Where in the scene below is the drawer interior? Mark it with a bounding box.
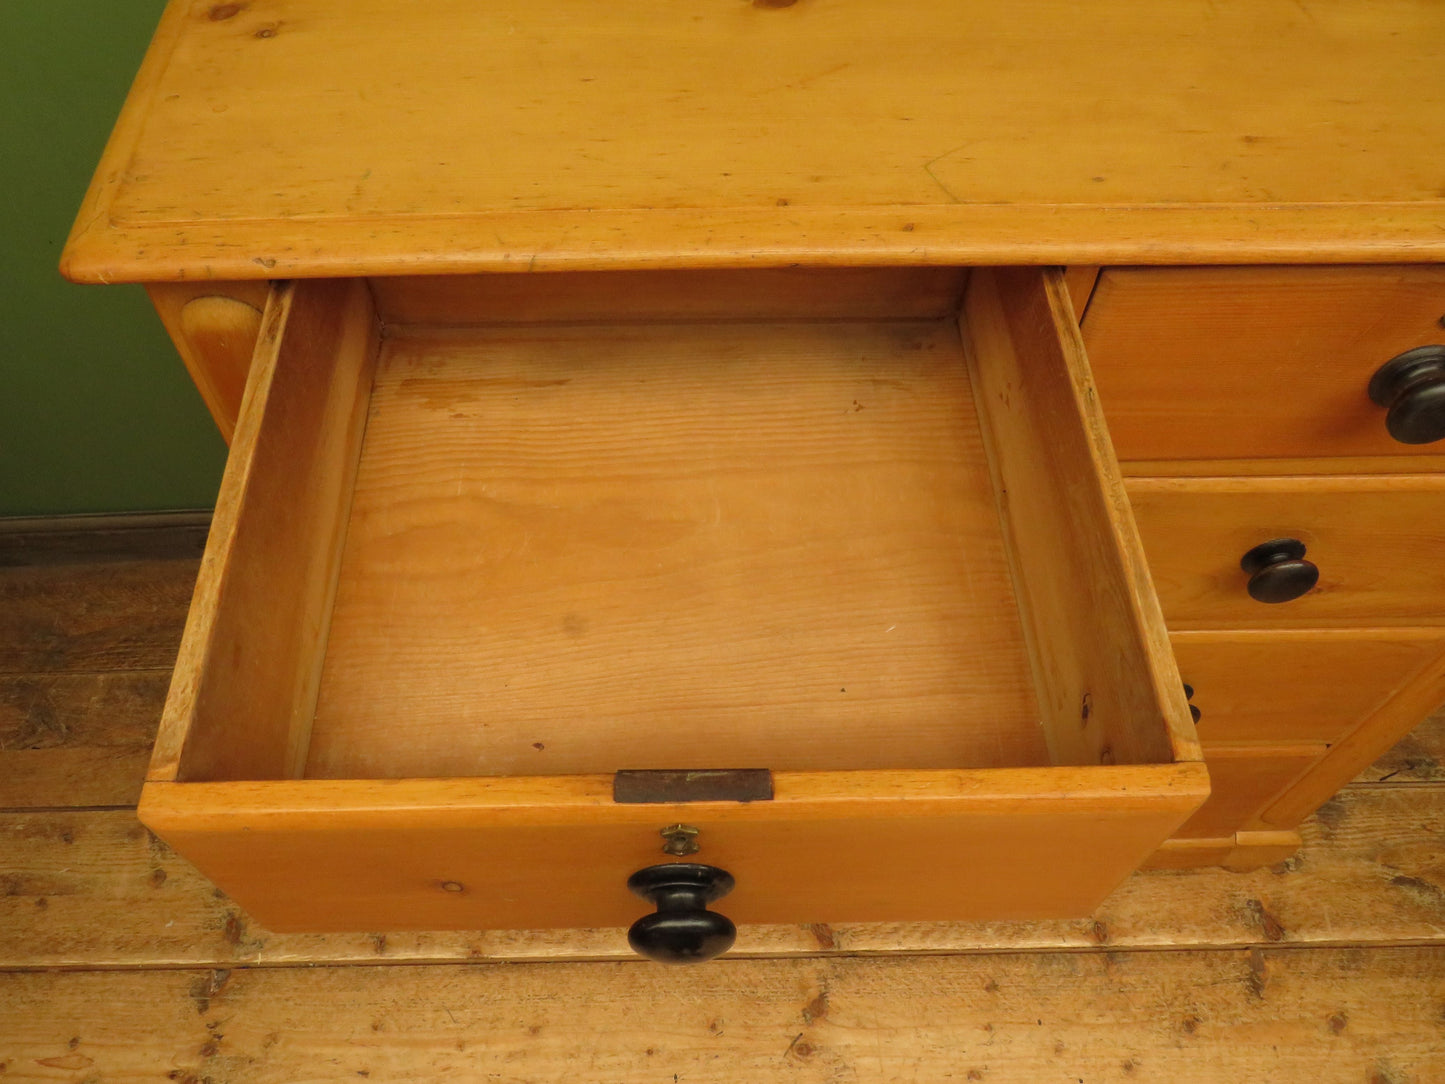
[307,318,1044,778]
[153,266,1195,787]
[140,266,1206,931]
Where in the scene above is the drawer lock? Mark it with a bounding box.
[660,823,702,857]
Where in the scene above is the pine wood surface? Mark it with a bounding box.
[1120,454,1445,479]
[1174,745,1325,839]
[1141,829,1305,873]
[157,279,379,785]
[1083,266,1445,466]
[140,269,1206,932]
[371,267,973,326]
[0,530,1442,964]
[3,523,1444,1078]
[1360,723,1445,783]
[147,282,271,441]
[1260,640,1445,830]
[5,948,1445,1084]
[60,0,1445,282]
[1172,628,1445,745]
[3,782,1444,969]
[309,317,1043,778]
[959,268,1198,770]
[1126,475,1445,629]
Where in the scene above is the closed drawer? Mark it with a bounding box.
[137,268,1205,939]
[1128,476,1445,628]
[1173,629,1445,744]
[1174,744,1324,839]
[1082,266,1445,467]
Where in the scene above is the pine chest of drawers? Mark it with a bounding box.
[63,0,1445,954]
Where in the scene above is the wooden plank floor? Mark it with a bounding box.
[2,517,1443,1081]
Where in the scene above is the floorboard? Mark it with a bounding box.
[0,559,196,674]
[3,948,1443,1083]
[0,671,168,808]
[2,515,1444,1082]
[1356,718,1445,784]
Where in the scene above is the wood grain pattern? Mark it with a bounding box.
[147,281,271,440]
[1143,829,1305,872]
[137,764,1206,931]
[961,268,1199,768]
[1083,266,1445,466]
[311,319,1043,777]
[1120,453,1445,478]
[1359,705,1445,783]
[61,0,1445,282]
[1062,265,1100,320]
[5,948,1445,1083]
[1211,830,1308,872]
[155,280,379,783]
[0,673,167,809]
[1262,647,1445,828]
[1172,628,1445,745]
[0,560,197,675]
[3,784,1440,968]
[1127,475,1445,628]
[373,268,971,325]
[1174,744,1324,838]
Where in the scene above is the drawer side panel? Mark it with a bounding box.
[154,280,380,783]
[962,268,1200,768]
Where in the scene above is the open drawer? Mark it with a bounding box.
[138,267,1206,938]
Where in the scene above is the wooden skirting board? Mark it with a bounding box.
[2,514,1444,1080]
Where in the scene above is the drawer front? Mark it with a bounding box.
[1174,745,1324,839]
[1083,266,1445,465]
[140,768,1207,932]
[1128,476,1445,628]
[1172,629,1445,745]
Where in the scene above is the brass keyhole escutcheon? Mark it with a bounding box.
[660,823,701,856]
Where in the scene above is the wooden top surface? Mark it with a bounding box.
[63,0,1445,282]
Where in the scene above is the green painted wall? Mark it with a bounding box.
[1,1,227,516]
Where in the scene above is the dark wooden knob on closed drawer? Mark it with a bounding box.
[1240,538,1319,604]
[1182,683,1201,724]
[627,863,736,964]
[1369,346,1445,445]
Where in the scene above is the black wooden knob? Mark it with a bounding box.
[626,863,736,964]
[1182,683,1201,724]
[1240,538,1319,604]
[1368,346,1445,445]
